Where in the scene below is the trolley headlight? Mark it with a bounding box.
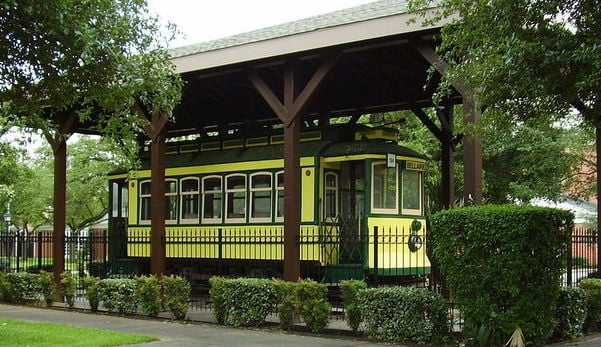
[408,234,423,252]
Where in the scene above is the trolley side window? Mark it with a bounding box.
[180,177,200,223]
[402,169,422,215]
[165,179,178,223]
[202,176,222,223]
[275,171,284,222]
[226,174,247,223]
[371,161,398,214]
[139,180,151,224]
[250,172,272,222]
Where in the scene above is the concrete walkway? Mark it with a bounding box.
[0,303,391,346]
[2,303,601,346]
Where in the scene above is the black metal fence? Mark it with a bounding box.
[1,226,597,313]
[0,230,109,278]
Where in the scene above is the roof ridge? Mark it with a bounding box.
[169,0,409,58]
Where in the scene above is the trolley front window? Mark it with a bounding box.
[402,169,422,215]
[371,161,398,214]
[324,172,338,220]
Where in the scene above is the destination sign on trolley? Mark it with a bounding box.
[405,161,426,171]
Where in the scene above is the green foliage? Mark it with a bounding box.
[340,279,367,333]
[97,278,137,314]
[82,276,101,312]
[295,280,330,334]
[272,279,297,330]
[430,205,573,344]
[0,0,182,151]
[209,277,276,327]
[134,275,161,317]
[208,276,227,324]
[0,272,5,301]
[161,275,191,320]
[357,286,449,344]
[60,271,77,309]
[553,286,587,340]
[579,278,601,331]
[38,271,56,307]
[3,272,41,304]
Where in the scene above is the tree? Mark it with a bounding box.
[1,0,181,135]
[408,1,600,215]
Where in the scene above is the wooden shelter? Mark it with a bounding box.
[60,0,482,281]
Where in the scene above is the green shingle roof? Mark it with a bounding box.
[169,0,410,59]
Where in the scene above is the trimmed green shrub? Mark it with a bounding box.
[134,275,161,316]
[340,279,367,333]
[357,286,448,344]
[580,278,601,331]
[161,275,191,320]
[553,286,587,339]
[430,205,572,345]
[273,279,297,330]
[0,272,6,302]
[38,271,56,307]
[82,276,101,312]
[213,277,276,327]
[209,276,227,324]
[60,271,76,309]
[3,272,40,304]
[97,278,137,314]
[295,280,330,333]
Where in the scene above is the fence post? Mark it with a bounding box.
[15,232,20,272]
[218,228,223,275]
[373,226,379,285]
[567,228,573,286]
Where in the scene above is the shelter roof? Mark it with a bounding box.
[156,0,451,139]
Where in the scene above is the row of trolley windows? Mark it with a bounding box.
[137,162,423,225]
[139,172,285,224]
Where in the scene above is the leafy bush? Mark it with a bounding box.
[357,286,449,344]
[3,272,41,304]
[60,271,77,309]
[97,278,137,314]
[210,277,276,327]
[580,278,601,331]
[0,272,5,302]
[340,279,367,333]
[82,276,101,312]
[272,279,298,330]
[134,275,161,316]
[38,271,56,307]
[161,275,191,320]
[430,205,572,345]
[553,286,587,339]
[209,276,227,324]
[295,280,330,333]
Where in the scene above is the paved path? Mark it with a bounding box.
[3,303,601,346]
[0,304,390,346]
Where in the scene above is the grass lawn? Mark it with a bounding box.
[0,317,158,346]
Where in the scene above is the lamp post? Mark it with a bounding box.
[3,211,11,270]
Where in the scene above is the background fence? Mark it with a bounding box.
[0,226,598,308]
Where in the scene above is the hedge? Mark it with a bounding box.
[430,204,573,345]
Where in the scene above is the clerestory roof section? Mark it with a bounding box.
[170,0,440,73]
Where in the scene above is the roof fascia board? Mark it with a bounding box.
[172,9,444,74]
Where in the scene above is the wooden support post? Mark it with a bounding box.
[51,136,66,300]
[247,53,340,281]
[438,101,455,208]
[462,97,482,205]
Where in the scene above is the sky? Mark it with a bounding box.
[146,0,376,48]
